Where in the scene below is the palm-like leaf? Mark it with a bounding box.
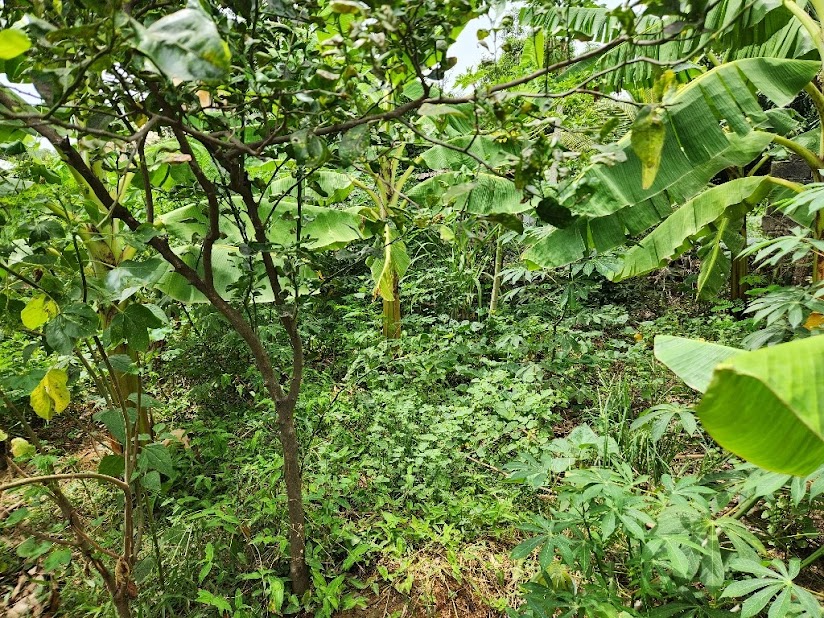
[523,57,819,269]
[615,177,771,281]
[523,1,814,92]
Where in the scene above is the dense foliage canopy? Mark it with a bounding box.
[0,0,823,616]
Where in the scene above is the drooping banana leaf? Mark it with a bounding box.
[265,170,355,207]
[697,335,824,475]
[654,334,744,392]
[418,136,521,171]
[523,1,814,92]
[156,243,267,304]
[585,58,817,218]
[614,176,772,280]
[655,335,824,476]
[407,171,534,215]
[157,193,367,303]
[524,57,819,269]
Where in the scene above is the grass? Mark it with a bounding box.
[7,272,815,618]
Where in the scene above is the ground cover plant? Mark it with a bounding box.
[0,0,823,616]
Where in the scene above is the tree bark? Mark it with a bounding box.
[275,397,309,592]
[112,593,132,618]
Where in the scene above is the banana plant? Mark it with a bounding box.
[350,147,416,339]
[407,133,536,315]
[655,334,824,476]
[521,0,824,297]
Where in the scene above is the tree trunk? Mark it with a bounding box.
[112,592,132,618]
[274,396,310,594]
[247,329,309,594]
[489,231,503,315]
[383,270,402,338]
[731,221,749,305]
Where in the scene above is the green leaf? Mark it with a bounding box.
[105,258,168,302]
[339,125,370,166]
[417,103,467,117]
[740,585,780,618]
[94,408,129,444]
[45,304,100,355]
[697,336,824,475]
[98,455,125,478]
[107,354,139,375]
[134,3,231,82]
[138,443,174,477]
[529,3,814,93]
[196,589,233,613]
[42,548,72,572]
[16,538,51,559]
[484,213,524,234]
[109,304,163,352]
[268,578,285,613]
[699,527,724,590]
[525,58,819,269]
[721,578,772,598]
[142,470,162,493]
[654,335,743,393]
[0,29,31,60]
[536,196,576,228]
[21,295,59,330]
[661,537,691,579]
[616,177,772,282]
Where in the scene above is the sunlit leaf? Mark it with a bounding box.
[21,295,59,330]
[630,106,666,189]
[0,29,31,60]
[134,2,231,82]
[29,368,70,421]
[10,437,35,458]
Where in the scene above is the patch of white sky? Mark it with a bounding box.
[443,0,626,92]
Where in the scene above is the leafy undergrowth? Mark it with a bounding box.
[4,274,823,617]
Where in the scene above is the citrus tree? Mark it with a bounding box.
[0,0,739,611]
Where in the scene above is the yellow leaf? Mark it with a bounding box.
[30,368,70,421]
[0,428,7,441]
[630,106,666,190]
[804,311,824,330]
[30,381,53,420]
[45,369,70,413]
[11,437,35,458]
[21,295,59,330]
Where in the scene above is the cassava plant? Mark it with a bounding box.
[0,0,746,603]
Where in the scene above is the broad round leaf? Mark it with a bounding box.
[30,368,71,421]
[698,336,824,475]
[10,437,35,458]
[21,295,59,330]
[134,4,231,82]
[0,29,31,60]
